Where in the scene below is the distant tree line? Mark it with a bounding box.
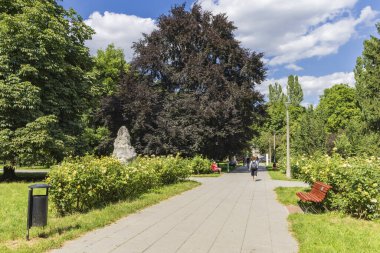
[254,23,380,159]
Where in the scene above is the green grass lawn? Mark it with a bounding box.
[275,186,309,205]
[0,180,200,253]
[290,213,380,253]
[267,166,299,181]
[275,187,380,253]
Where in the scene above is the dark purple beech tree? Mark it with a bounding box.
[99,4,266,159]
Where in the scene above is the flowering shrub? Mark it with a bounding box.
[190,155,212,174]
[277,152,312,178]
[286,155,380,220]
[48,155,194,215]
[47,156,130,215]
[131,155,193,185]
[157,155,192,184]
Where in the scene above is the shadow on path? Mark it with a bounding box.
[230,165,267,173]
[229,165,250,173]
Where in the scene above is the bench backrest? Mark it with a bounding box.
[310,181,332,200]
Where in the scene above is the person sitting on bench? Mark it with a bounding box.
[211,161,222,173]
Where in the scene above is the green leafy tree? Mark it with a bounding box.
[293,105,326,155]
[252,129,272,157]
[316,84,361,133]
[344,117,380,156]
[13,115,65,166]
[100,4,266,159]
[269,82,286,103]
[0,116,65,166]
[0,129,15,165]
[0,0,94,165]
[286,75,305,126]
[90,44,129,98]
[355,23,380,131]
[262,77,305,160]
[267,83,286,132]
[287,75,303,106]
[82,44,129,155]
[334,132,354,158]
[0,75,40,129]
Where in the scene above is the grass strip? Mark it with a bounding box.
[275,186,380,253]
[0,180,200,253]
[275,186,308,205]
[267,166,299,181]
[290,213,380,253]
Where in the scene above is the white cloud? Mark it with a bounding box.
[259,72,355,104]
[199,0,378,67]
[356,6,378,25]
[85,11,156,61]
[285,64,303,71]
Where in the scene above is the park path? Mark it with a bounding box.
[52,166,308,253]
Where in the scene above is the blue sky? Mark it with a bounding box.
[61,0,380,105]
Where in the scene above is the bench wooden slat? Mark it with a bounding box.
[297,192,322,202]
[296,181,332,204]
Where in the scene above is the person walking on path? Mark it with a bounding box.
[249,155,259,181]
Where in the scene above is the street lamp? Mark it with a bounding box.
[285,101,291,178]
[273,131,276,169]
[268,140,271,164]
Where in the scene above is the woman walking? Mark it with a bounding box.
[249,155,259,181]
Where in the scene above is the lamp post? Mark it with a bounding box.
[273,131,276,169]
[285,101,291,178]
[268,141,271,164]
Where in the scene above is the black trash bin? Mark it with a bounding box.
[27,184,50,240]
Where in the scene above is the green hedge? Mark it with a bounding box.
[283,155,380,220]
[47,155,194,215]
[131,155,193,184]
[191,155,212,174]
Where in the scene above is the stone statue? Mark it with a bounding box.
[112,126,137,163]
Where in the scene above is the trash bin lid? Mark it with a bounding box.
[28,184,50,189]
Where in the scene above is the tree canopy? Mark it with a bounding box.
[0,0,94,164]
[292,105,326,156]
[355,22,380,131]
[316,84,361,133]
[267,82,286,132]
[100,4,266,159]
[90,44,129,98]
[287,75,303,106]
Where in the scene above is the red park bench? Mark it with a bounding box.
[296,181,332,212]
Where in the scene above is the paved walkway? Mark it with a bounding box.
[52,166,308,253]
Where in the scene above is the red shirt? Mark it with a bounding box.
[211,163,218,171]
